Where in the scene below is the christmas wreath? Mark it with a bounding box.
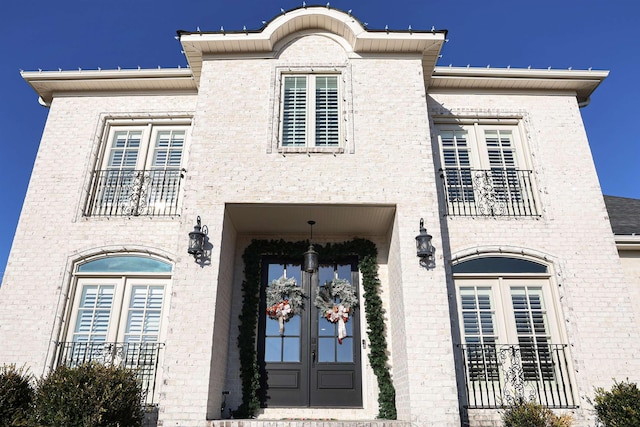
[315,278,358,344]
[266,276,306,334]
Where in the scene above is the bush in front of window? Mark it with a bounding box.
[32,362,144,427]
[0,364,34,427]
[501,400,573,427]
[593,380,640,427]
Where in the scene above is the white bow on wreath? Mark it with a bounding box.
[315,278,358,344]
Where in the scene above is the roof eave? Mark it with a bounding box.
[429,66,609,104]
[21,68,197,103]
[615,235,640,250]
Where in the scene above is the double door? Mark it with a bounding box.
[258,259,362,407]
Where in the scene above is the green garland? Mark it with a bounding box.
[233,238,397,419]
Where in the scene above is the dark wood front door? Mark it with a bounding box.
[258,258,362,408]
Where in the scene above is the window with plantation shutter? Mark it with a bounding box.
[436,122,539,216]
[125,285,164,343]
[72,284,115,343]
[280,74,340,148]
[86,122,189,217]
[453,257,574,408]
[60,256,170,405]
[68,278,168,345]
[66,257,171,345]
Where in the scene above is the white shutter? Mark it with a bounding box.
[72,284,114,342]
[460,286,497,345]
[510,286,553,380]
[124,285,164,342]
[108,130,142,169]
[152,129,184,169]
[440,130,474,202]
[315,76,339,146]
[281,76,307,146]
[485,129,521,201]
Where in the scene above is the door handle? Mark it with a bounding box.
[312,350,316,364]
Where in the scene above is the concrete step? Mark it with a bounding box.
[208,421,411,427]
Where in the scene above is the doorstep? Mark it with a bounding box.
[208,421,411,427]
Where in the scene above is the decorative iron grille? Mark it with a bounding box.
[55,341,164,406]
[459,343,576,409]
[440,168,539,217]
[85,169,183,216]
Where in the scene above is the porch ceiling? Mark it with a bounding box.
[225,203,396,237]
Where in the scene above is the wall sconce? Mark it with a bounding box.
[304,220,319,273]
[188,216,208,259]
[415,218,435,268]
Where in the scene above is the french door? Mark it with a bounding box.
[258,258,362,407]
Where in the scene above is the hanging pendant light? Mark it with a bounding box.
[304,220,319,273]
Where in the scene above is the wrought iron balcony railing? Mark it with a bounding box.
[55,341,164,406]
[85,169,184,217]
[440,168,539,217]
[458,343,576,409]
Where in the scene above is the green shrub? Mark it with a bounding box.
[0,364,34,427]
[593,379,640,427]
[33,362,144,427]
[502,400,573,427]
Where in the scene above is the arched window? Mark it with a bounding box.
[58,255,171,404]
[452,256,574,408]
[67,256,171,344]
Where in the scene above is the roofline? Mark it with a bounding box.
[21,68,197,104]
[430,66,609,104]
[178,6,446,86]
[615,235,640,250]
[21,68,193,80]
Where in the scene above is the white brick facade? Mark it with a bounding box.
[1,7,637,427]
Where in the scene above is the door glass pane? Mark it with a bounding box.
[265,338,282,362]
[337,338,353,362]
[287,263,302,283]
[265,316,281,335]
[318,315,334,336]
[268,263,285,282]
[264,263,302,363]
[318,265,334,285]
[283,338,300,362]
[336,263,351,280]
[284,315,301,335]
[318,337,335,362]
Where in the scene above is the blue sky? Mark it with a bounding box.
[1,0,639,278]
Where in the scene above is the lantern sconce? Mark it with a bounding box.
[304,220,319,273]
[415,218,435,268]
[188,216,208,260]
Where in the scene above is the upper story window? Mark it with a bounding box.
[280,74,340,149]
[85,120,190,217]
[436,122,539,217]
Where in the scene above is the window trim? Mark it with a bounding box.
[279,73,342,149]
[452,255,575,408]
[85,117,192,217]
[65,275,171,344]
[434,119,540,217]
[270,66,351,155]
